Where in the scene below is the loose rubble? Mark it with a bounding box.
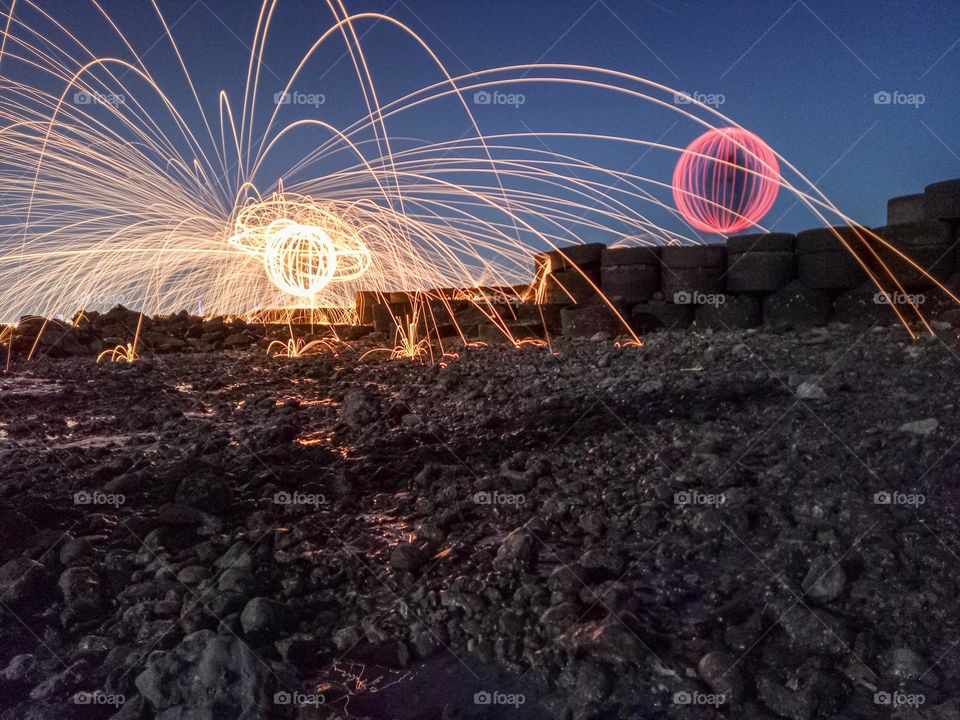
[0,321,958,719]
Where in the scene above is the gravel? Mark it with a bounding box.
[0,321,958,719]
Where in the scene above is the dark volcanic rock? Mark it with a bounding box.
[135,629,283,719]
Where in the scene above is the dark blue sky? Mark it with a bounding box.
[11,0,960,235]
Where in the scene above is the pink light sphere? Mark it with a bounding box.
[672,127,781,235]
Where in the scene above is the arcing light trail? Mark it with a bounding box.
[0,1,955,351]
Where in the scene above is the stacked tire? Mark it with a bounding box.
[599,246,660,303]
[534,243,604,305]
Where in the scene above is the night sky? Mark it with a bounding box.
[8,0,960,235]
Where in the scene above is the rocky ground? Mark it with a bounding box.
[0,320,959,720]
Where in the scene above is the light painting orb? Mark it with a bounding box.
[672,127,781,235]
[227,193,373,299]
[261,220,337,298]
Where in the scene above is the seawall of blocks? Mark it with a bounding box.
[358,179,960,339]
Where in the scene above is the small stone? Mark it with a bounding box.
[1,654,37,684]
[780,606,850,655]
[879,647,927,681]
[59,538,96,567]
[390,543,426,572]
[333,626,361,651]
[341,389,378,429]
[0,558,54,609]
[899,418,938,436]
[240,597,282,640]
[176,565,209,585]
[697,651,743,701]
[801,555,846,603]
[796,382,827,400]
[493,528,537,571]
[58,566,100,602]
[29,660,88,701]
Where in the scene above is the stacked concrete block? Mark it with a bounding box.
[725,233,796,292]
[599,246,660,303]
[660,245,726,302]
[796,227,871,290]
